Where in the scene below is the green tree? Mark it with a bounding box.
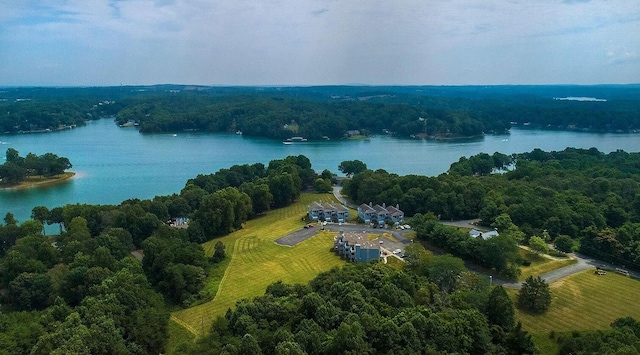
[239,333,263,355]
[31,206,50,235]
[528,236,548,255]
[554,235,573,253]
[212,241,226,263]
[486,285,515,330]
[518,276,551,313]
[338,160,368,177]
[427,254,466,293]
[7,272,52,310]
[313,178,332,193]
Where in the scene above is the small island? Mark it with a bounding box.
[0,148,73,189]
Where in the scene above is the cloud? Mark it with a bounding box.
[608,48,640,64]
[1,0,639,85]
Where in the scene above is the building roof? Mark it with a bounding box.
[469,229,499,239]
[334,204,349,213]
[359,203,376,213]
[339,232,380,250]
[373,204,388,214]
[308,201,323,211]
[322,203,337,212]
[386,205,403,216]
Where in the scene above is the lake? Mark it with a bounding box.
[1,118,639,224]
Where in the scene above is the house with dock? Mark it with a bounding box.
[334,231,381,263]
[308,201,350,223]
[357,202,404,226]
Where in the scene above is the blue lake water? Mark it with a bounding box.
[1,118,639,223]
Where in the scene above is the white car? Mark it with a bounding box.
[393,249,402,254]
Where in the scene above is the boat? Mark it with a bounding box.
[283,136,307,144]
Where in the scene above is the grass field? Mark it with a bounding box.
[518,248,576,281]
[510,270,640,335]
[171,193,346,336]
[165,318,196,353]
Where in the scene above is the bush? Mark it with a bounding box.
[554,235,574,253]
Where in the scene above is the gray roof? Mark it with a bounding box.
[340,232,380,250]
[359,203,376,213]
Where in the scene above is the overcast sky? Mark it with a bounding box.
[1,0,639,86]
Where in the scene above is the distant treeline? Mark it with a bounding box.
[2,85,640,138]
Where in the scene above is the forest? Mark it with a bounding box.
[0,155,315,353]
[1,148,639,353]
[2,85,640,139]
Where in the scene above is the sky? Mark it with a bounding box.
[0,0,639,86]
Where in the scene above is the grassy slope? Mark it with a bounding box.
[171,193,345,336]
[509,270,640,352]
[164,319,197,354]
[518,248,576,281]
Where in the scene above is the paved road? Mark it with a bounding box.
[437,219,640,288]
[441,218,484,230]
[275,222,413,250]
[332,186,358,209]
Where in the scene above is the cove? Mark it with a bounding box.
[1,118,639,224]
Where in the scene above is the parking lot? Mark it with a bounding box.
[275,222,413,257]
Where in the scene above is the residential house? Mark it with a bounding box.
[358,202,404,226]
[334,231,381,263]
[308,201,350,222]
[386,204,405,224]
[469,228,499,239]
[357,203,377,224]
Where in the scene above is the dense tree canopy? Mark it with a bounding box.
[0,149,72,185]
[179,261,535,354]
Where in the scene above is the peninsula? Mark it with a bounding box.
[0,148,73,188]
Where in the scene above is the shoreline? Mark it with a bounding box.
[0,172,76,190]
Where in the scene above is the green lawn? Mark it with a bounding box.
[385,256,405,270]
[164,318,197,354]
[510,270,640,335]
[518,248,576,281]
[171,193,345,336]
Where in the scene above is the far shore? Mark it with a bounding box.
[0,172,76,190]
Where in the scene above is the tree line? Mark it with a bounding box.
[0,148,72,185]
[6,85,640,142]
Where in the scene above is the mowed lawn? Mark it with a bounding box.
[511,270,640,334]
[171,193,345,335]
[518,248,576,281]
